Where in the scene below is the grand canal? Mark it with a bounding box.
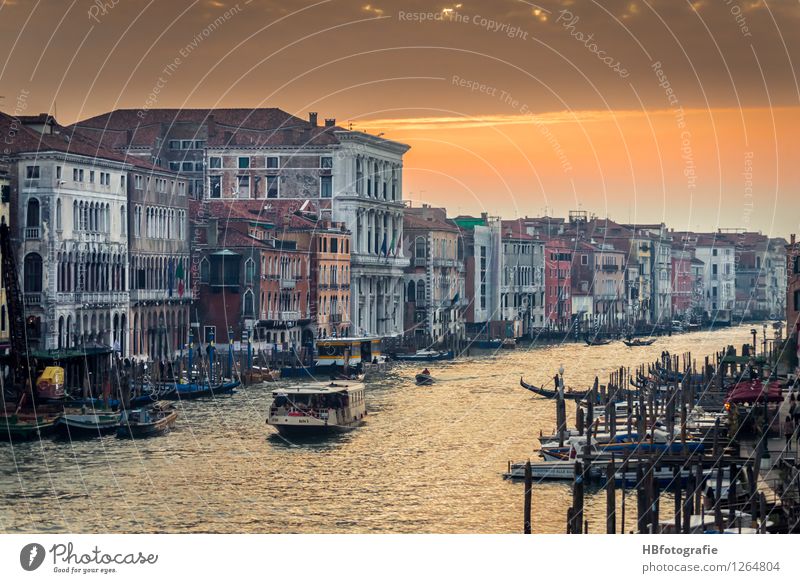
[0,325,760,533]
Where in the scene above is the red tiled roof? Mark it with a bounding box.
[72,108,343,149]
[0,110,178,174]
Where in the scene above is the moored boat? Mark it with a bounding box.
[117,402,178,438]
[0,413,59,440]
[585,337,612,346]
[267,381,366,436]
[165,379,240,400]
[56,409,120,438]
[394,349,454,362]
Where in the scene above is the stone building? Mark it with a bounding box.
[128,166,191,359]
[2,113,132,353]
[787,234,800,353]
[0,164,9,352]
[500,220,545,336]
[73,108,409,338]
[403,205,465,347]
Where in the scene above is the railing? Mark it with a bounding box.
[281,278,296,289]
[279,310,300,320]
[23,293,41,305]
[25,227,40,239]
[414,258,426,267]
[352,253,409,268]
[601,264,619,272]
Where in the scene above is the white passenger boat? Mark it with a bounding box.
[266,381,366,436]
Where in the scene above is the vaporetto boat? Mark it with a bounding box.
[267,380,367,436]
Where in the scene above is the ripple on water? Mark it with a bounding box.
[0,325,756,533]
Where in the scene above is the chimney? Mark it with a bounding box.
[324,118,336,127]
[792,233,796,245]
[309,112,318,127]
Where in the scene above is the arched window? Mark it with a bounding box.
[243,289,254,316]
[26,198,40,228]
[244,258,255,284]
[416,280,426,304]
[24,253,43,292]
[407,280,416,303]
[56,198,62,230]
[121,205,126,236]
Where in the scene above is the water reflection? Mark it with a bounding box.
[0,325,755,533]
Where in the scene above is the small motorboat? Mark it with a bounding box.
[0,413,59,440]
[117,402,178,438]
[248,366,281,383]
[622,338,656,347]
[56,409,120,438]
[415,373,435,386]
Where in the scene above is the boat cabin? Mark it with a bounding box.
[314,337,381,368]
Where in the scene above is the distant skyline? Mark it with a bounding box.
[1,0,797,236]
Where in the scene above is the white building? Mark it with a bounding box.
[5,113,131,352]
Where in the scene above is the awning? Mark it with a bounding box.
[726,380,783,404]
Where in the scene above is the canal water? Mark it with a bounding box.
[0,325,757,533]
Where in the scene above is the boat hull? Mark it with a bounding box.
[0,416,58,440]
[117,411,178,438]
[56,415,119,438]
[415,374,434,386]
[270,419,363,437]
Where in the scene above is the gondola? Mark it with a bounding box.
[622,338,656,347]
[519,377,590,400]
[584,337,612,346]
[164,379,240,400]
[415,373,435,386]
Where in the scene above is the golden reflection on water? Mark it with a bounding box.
[0,325,757,533]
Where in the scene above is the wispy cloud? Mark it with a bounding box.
[355,106,797,132]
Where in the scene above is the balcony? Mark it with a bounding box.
[130,289,192,302]
[329,314,343,323]
[25,227,40,239]
[281,278,296,289]
[600,264,619,272]
[24,293,41,305]
[278,311,300,321]
[56,291,129,306]
[414,257,426,267]
[352,253,409,269]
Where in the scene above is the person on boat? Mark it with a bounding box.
[421,368,430,376]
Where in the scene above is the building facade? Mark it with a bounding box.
[4,113,131,353]
[128,167,191,359]
[403,205,465,347]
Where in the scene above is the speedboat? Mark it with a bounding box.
[267,380,366,436]
[394,350,454,362]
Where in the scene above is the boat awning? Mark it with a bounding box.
[726,380,782,404]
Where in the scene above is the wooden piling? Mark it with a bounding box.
[606,458,616,534]
[524,460,532,534]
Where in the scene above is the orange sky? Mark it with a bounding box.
[0,0,797,235]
